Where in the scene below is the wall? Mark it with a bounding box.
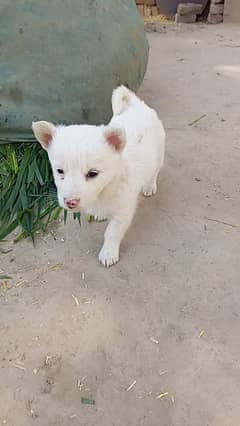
[224,0,240,22]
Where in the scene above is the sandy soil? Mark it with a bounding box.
[1,23,240,426]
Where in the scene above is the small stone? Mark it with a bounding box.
[177,3,203,15]
[175,13,197,23]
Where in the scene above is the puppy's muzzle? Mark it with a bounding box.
[64,198,80,210]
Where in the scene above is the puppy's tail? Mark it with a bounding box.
[112,85,137,116]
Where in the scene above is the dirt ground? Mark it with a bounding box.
[1,23,240,426]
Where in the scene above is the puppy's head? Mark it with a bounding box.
[32,121,126,211]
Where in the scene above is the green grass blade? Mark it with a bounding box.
[64,210,68,225]
[0,143,74,241]
[0,219,19,240]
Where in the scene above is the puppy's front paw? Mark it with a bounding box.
[99,244,119,267]
[94,215,107,222]
[142,182,157,197]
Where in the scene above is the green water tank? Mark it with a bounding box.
[0,0,148,143]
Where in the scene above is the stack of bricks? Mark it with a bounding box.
[136,0,159,17]
[208,0,225,23]
[175,3,204,23]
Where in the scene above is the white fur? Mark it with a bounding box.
[32,86,165,267]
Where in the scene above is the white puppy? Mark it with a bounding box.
[32,86,165,267]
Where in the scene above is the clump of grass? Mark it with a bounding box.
[0,143,80,242]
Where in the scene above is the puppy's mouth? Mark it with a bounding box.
[59,197,81,212]
[65,206,81,212]
[64,204,81,212]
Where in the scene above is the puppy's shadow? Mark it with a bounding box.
[123,175,170,251]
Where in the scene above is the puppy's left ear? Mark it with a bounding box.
[32,121,56,150]
[104,127,126,152]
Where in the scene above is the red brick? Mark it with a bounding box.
[151,6,159,16]
[208,13,223,23]
[144,5,152,16]
[137,5,144,16]
[144,0,156,6]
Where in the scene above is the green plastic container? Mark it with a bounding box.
[0,0,148,143]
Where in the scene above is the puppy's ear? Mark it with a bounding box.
[104,127,126,152]
[32,121,56,150]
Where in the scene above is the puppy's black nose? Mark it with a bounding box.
[64,198,80,209]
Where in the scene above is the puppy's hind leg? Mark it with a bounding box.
[142,152,164,197]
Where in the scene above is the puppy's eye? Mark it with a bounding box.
[56,168,64,175]
[86,169,99,179]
